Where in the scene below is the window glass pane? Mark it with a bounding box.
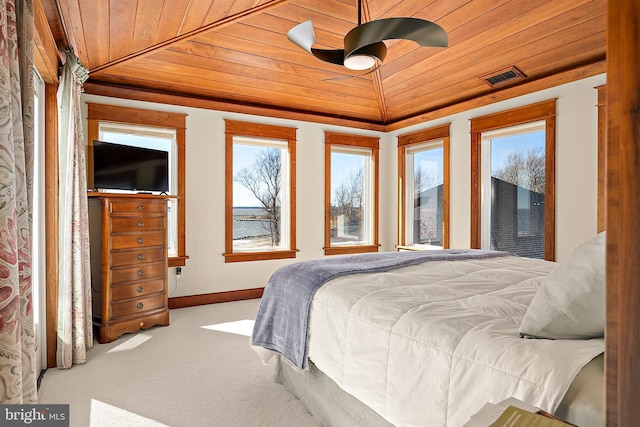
[232,140,288,251]
[167,199,177,256]
[330,149,371,246]
[101,129,172,151]
[407,144,444,247]
[487,126,545,258]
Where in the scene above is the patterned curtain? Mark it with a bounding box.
[56,49,91,368]
[0,0,37,403]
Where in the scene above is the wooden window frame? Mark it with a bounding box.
[397,124,451,249]
[223,120,298,262]
[470,99,557,261]
[324,132,380,256]
[86,103,188,267]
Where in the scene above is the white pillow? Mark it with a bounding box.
[519,232,606,339]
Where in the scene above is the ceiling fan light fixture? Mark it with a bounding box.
[344,54,378,70]
[343,41,387,70]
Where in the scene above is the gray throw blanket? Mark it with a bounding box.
[251,249,510,369]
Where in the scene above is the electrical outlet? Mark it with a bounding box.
[176,267,182,275]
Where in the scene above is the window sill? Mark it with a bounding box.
[223,249,299,263]
[168,256,189,267]
[396,245,443,251]
[324,245,380,256]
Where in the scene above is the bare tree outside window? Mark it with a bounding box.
[492,147,545,193]
[235,147,282,246]
[414,166,439,195]
[331,168,364,241]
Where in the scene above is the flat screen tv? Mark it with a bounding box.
[91,140,169,193]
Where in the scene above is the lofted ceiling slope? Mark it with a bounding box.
[41,0,606,130]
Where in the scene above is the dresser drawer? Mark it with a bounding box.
[110,200,167,215]
[111,216,165,233]
[111,248,166,267]
[111,278,166,301]
[110,293,166,319]
[111,262,166,284]
[111,232,165,250]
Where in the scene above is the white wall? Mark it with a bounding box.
[82,72,605,298]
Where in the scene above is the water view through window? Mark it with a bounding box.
[232,139,288,251]
[232,207,271,239]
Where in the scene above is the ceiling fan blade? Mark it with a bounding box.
[287,20,317,53]
[288,20,345,66]
[344,17,448,58]
[311,48,345,66]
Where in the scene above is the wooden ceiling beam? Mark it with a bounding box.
[361,0,387,123]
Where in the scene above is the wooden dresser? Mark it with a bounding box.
[89,193,170,343]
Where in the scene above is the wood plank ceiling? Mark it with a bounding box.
[41,0,606,130]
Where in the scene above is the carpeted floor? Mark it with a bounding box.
[38,299,321,427]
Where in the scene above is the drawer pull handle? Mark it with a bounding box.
[137,303,144,309]
[137,238,144,244]
[137,270,144,277]
[137,286,144,293]
[138,205,145,210]
[137,254,144,260]
[137,221,145,227]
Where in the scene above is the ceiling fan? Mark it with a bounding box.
[287,0,448,72]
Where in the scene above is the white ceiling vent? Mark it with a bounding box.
[480,66,526,87]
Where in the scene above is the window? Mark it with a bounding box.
[482,122,546,258]
[470,100,556,260]
[32,69,46,376]
[97,123,178,253]
[596,84,606,233]
[397,124,450,249]
[86,103,188,267]
[324,132,379,256]
[224,120,297,262]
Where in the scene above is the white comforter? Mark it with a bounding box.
[307,255,604,427]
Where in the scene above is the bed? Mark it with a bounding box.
[251,234,606,427]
